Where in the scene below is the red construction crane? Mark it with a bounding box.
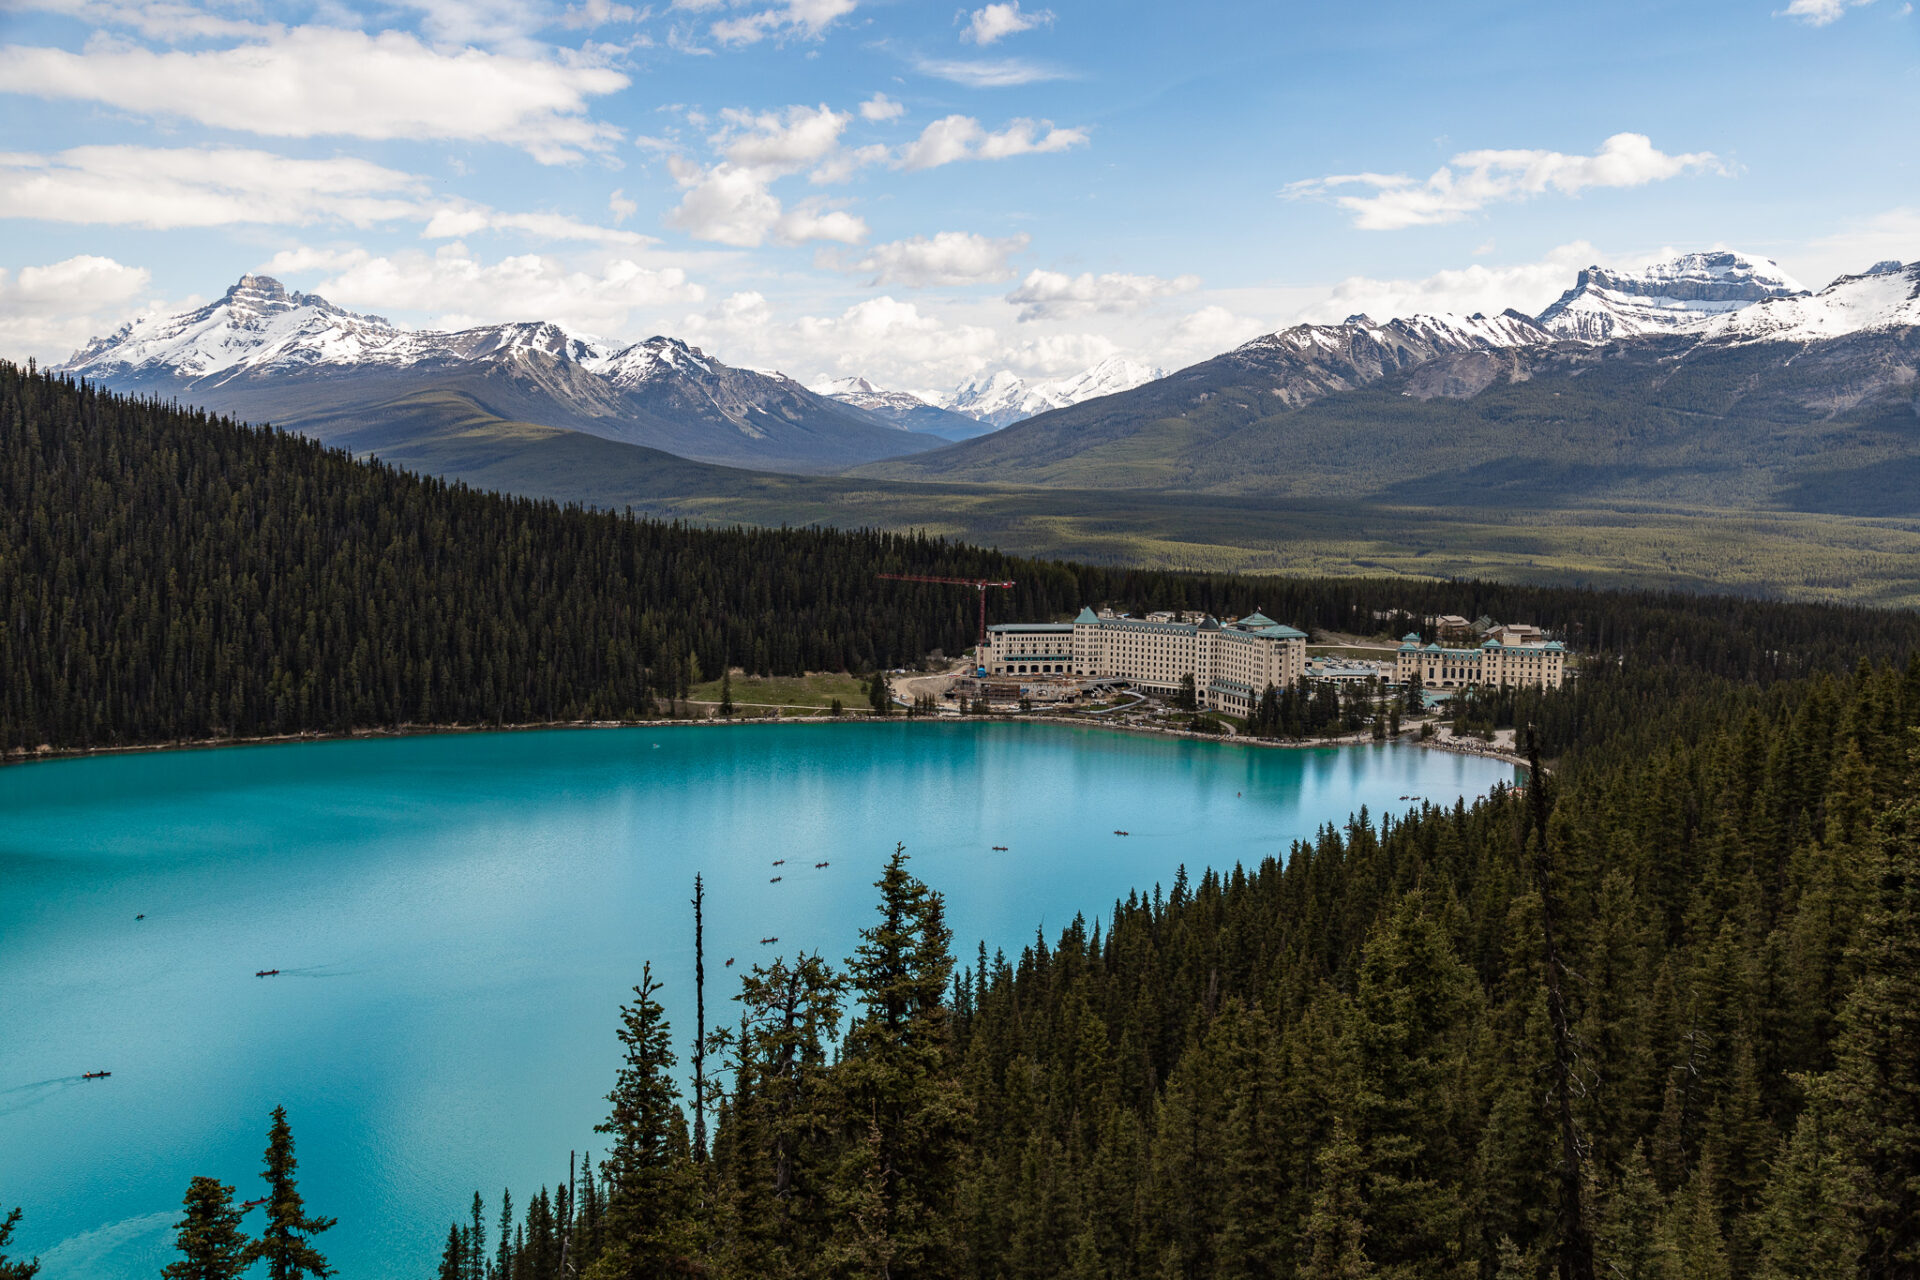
[877,573,1015,674]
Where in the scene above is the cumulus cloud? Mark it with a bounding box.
[859,93,905,122]
[1004,268,1200,320]
[0,254,156,363]
[962,2,1052,45]
[1161,305,1267,362]
[792,296,999,385]
[1284,133,1723,231]
[314,242,705,333]
[1289,241,1608,324]
[1778,0,1876,22]
[664,104,873,246]
[827,231,1030,286]
[912,56,1067,87]
[996,331,1118,376]
[0,146,428,228]
[896,116,1087,170]
[0,27,628,163]
[703,0,858,45]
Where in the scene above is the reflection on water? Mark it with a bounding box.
[1,722,1515,1279]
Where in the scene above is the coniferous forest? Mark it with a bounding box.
[5,362,1919,752]
[7,363,1920,1278]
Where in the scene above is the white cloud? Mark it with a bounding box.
[0,146,427,228]
[829,231,1030,286]
[1285,133,1722,231]
[1778,0,1875,23]
[421,207,653,245]
[609,189,640,222]
[1161,305,1267,363]
[708,0,858,45]
[996,331,1117,376]
[717,104,851,167]
[260,246,373,276]
[792,295,999,385]
[1800,206,1920,285]
[1290,241,1607,324]
[0,254,156,362]
[315,243,705,334]
[1004,268,1200,320]
[962,2,1052,45]
[859,93,905,122]
[0,27,628,163]
[896,115,1087,170]
[665,156,868,246]
[0,146,645,245]
[664,104,872,246]
[912,56,1067,87]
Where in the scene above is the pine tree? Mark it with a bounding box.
[0,1206,40,1280]
[832,845,966,1275]
[868,671,891,716]
[719,671,734,718]
[161,1177,251,1280]
[437,1225,464,1280]
[1820,764,1920,1277]
[1302,1121,1374,1280]
[242,1106,335,1280]
[591,964,697,1278]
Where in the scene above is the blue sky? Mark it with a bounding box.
[1,0,1915,389]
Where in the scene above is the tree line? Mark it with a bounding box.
[9,362,1920,753]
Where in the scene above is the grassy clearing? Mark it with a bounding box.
[688,670,871,710]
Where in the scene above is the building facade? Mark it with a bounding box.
[982,608,1308,714]
[1396,626,1567,691]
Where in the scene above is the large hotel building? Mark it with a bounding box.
[1395,625,1567,690]
[981,608,1309,715]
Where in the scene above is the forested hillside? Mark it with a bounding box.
[447,650,1920,1280]
[8,362,1919,752]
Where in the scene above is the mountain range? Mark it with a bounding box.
[49,250,1920,596]
[58,275,942,474]
[859,251,1920,515]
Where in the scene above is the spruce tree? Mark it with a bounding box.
[437,1225,464,1280]
[1821,768,1920,1277]
[832,845,966,1275]
[161,1177,251,1280]
[0,1206,40,1280]
[591,964,696,1278]
[242,1106,335,1280]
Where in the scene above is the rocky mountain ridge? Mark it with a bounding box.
[58,276,939,473]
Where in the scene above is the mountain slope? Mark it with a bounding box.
[858,310,1552,487]
[59,276,941,474]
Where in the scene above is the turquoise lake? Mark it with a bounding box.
[0,722,1516,1278]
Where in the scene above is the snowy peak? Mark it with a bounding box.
[1536,250,1805,341]
[940,357,1168,427]
[812,375,934,414]
[1237,307,1548,366]
[1702,259,1920,344]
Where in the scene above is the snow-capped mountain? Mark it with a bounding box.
[810,376,996,442]
[1536,250,1805,341]
[1702,259,1920,344]
[58,276,941,473]
[940,357,1168,428]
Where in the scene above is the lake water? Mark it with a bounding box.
[0,722,1515,1278]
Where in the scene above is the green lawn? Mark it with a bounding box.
[688,670,872,711]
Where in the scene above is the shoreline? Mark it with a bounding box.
[3,710,1532,772]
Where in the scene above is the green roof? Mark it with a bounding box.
[1074,606,1099,624]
